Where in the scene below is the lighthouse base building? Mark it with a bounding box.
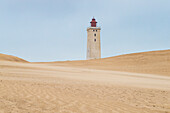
[87,18,101,60]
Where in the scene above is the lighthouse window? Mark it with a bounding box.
[93,30,95,32]
[96,30,97,32]
[94,34,96,36]
[94,39,96,42]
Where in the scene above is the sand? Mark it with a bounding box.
[0,50,170,113]
[0,54,28,63]
[42,50,170,76]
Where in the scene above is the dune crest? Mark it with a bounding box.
[44,49,170,76]
[0,53,28,63]
[1,50,170,76]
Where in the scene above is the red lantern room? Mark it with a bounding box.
[90,17,97,27]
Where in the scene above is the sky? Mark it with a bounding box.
[0,0,170,62]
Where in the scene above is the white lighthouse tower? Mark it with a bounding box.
[87,17,101,60]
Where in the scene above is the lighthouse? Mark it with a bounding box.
[87,17,101,60]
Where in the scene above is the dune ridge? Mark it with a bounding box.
[1,50,170,76]
[43,49,170,76]
[0,53,28,63]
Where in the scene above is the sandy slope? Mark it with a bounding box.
[0,61,170,113]
[0,50,170,113]
[0,53,28,63]
[1,50,170,76]
[43,50,170,76]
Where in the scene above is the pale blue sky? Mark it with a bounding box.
[0,0,170,62]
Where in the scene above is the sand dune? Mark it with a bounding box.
[1,50,170,76]
[0,61,170,113]
[0,53,28,63]
[0,50,170,113]
[44,50,170,76]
